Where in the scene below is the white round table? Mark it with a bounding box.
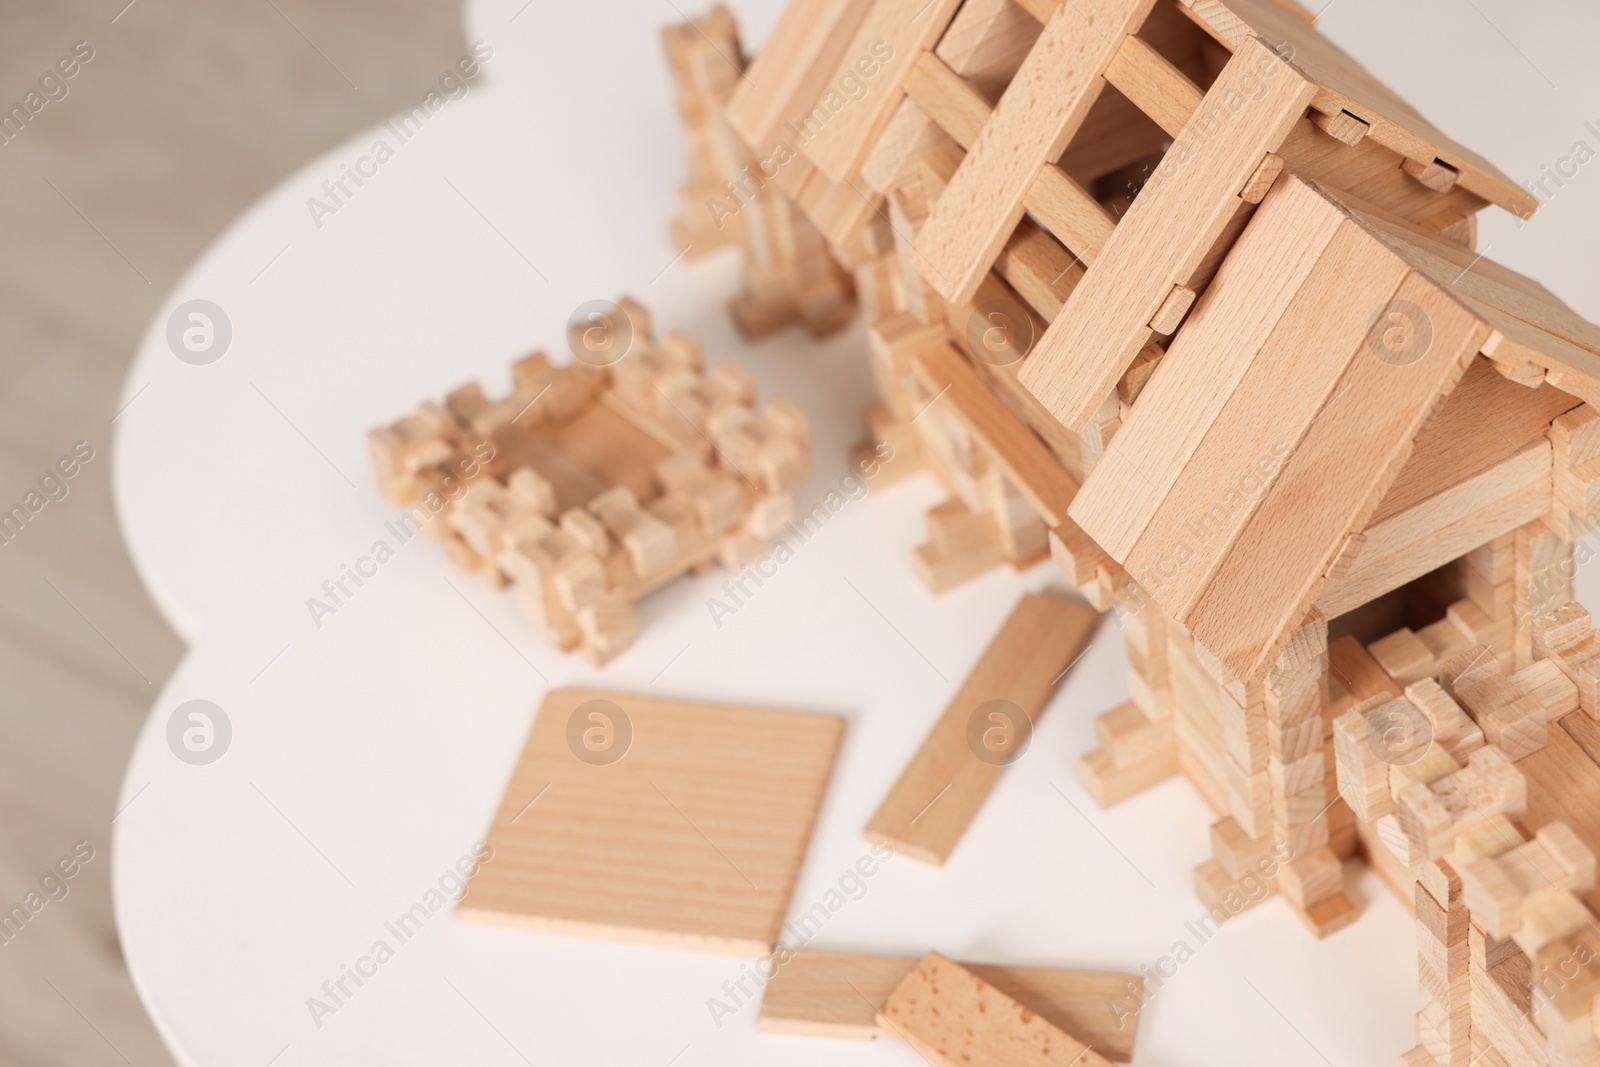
[110,1,1600,1064]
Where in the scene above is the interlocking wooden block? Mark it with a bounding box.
[759,949,1141,1060]
[1535,603,1600,717]
[370,300,809,664]
[1459,822,1595,940]
[1395,746,1526,863]
[879,952,1116,1067]
[461,689,843,954]
[1441,645,1550,759]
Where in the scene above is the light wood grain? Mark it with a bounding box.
[1177,0,1536,217]
[934,0,1046,102]
[1120,181,1412,617]
[724,0,871,157]
[879,952,1118,1067]
[1518,720,1600,915]
[904,51,1118,263]
[913,0,1155,305]
[760,948,1141,1060]
[1102,33,1204,138]
[1068,173,1344,562]
[1189,268,1488,681]
[797,0,966,183]
[462,689,843,954]
[1020,37,1316,431]
[865,592,1100,864]
[911,343,1081,526]
[1372,358,1579,524]
[1317,480,1552,619]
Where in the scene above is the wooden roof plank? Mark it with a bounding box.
[1068,173,1345,563]
[1120,190,1413,619]
[1019,36,1317,432]
[1187,269,1489,681]
[904,50,1117,262]
[1372,358,1580,524]
[1177,0,1536,217]
[798,0,968,184]
[911,342,1081,525]
[725,0,871,157]
[912,0,1157,307]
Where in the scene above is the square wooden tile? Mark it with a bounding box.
[460,689,845,955]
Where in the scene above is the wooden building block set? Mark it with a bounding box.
[367,1,1600,1062]
[656,0,1600,1062]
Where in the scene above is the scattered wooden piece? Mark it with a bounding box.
[461,689,843,954]
[879,952,1117,1067]
[866,592,1101,864]
[759,949,1141,1060]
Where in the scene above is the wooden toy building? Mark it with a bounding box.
[663,2,1600,1064]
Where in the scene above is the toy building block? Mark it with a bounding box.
[662,7,747,256]
[461,690,843,954]
[758,948,1141,1060]
[866,591,1100,864]
[369,298,810,664]
[1439,645,1553,759]
[1458,823,1595,944]
[878,952,1116,1067]
[1535,603,1600,717]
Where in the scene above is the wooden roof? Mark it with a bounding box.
[1068,173,1592,682]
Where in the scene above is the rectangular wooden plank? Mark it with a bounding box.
[912,342,1081,525]
[1066,174,1344,564]
[1179,0,1535,217]
[1353,441,1550,569]
[904,51,1118,263]
[1316,478,1550,619]
[461,689,843,954]
[879,952,1117,1067]
[913,0,1157,306]
[1372,359,1580,524]
[1188,269,1489,681]
[865,592,1100,864]
[758,949,1140,1059]
[1116,188,1413,617]
[934,0,1045,103]
[798,0,967,184]
[1275,120,1487,234]
[995,217,1086,320]
[1351,201,1600,360]
[1019,37,1317,431]
[1102,33,1203,138]
[725,0,870,156]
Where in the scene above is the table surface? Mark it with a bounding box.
[109,1,1600,1064]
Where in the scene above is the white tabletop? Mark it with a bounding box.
[110,1,1600,1064]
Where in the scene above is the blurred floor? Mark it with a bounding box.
[0,3,465,1064]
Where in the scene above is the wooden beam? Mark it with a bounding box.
[1019,37,1316,432]
[911,342,1080,525]
[904,51,1117,262]
[1103,33,1204,138]
[912,0,1157,306]
[864,592,1099,864]
[797,0,967,184]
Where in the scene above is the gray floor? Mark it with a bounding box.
[0,3,465,1064]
